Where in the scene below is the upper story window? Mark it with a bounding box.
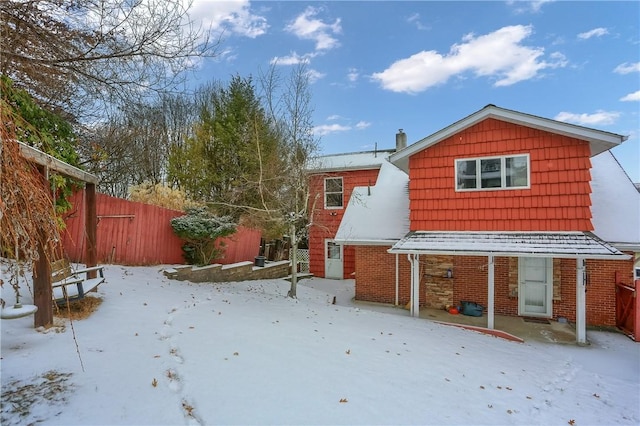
[456,154,529,191]
[324,177,343,208]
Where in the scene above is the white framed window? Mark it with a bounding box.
[455,154,530,191]
[324,177,343,208]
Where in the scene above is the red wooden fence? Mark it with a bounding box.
[615,274,639,342]
[62,191,262,266]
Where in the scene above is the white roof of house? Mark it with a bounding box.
[389,104,628,173]
[334,161,410,244]
[388,231,629,259]
[590,151,640,249]
[307,149,395,173]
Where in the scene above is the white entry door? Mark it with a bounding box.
[325,240,343,279]
[518,257,553,317]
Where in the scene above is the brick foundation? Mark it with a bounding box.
[353,247,636,327]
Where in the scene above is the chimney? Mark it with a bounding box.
[396,129,407,151]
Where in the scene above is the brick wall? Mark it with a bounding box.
[353,249,635,327]
[585,257,634,326]
[354,246,412,304]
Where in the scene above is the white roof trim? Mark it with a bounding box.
[307,149,395,173]
[390,105,628,173]
[333,238,401,246]
[388,231,631,260]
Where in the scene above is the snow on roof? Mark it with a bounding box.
[307,149,395,173]
[590,151,640,248]
[334,161,410,244]
[389,231,629,259]
[390,104,628,173]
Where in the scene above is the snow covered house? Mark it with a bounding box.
[308,105,640,344]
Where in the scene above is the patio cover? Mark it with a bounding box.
[388,231,630,260]
[388,231,630,345]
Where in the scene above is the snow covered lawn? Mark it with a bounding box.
[1,264,639,425]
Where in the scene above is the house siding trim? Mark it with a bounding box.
[390,104,627,173]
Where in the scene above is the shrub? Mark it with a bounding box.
[170,207,236,265]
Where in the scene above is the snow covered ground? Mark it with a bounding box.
[1,263,639,425]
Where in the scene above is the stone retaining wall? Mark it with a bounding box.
[163,260,291,283]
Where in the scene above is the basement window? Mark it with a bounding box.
[455,154,530,191]
[325,177,343,208]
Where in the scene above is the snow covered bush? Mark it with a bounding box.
[170,207,236,265]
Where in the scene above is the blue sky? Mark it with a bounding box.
[186,1,639,181]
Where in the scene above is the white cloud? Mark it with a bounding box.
[614,62,640,74]
[577,27,609,40]
[270,51,312,66]
[554,110,620,126]
[313,123,350,136]
[372,25,566,94]
[189,0,268,39]
[327,114,343,121]
[306,69,325,84]
[620,91,640,102]
[285,6,341,51]
[507,0,554,14]
[347,68,359,82]
[407,13,429,31]
[355,121,371,130]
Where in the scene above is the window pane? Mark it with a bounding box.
[480,158,501,188]
[506,156,528,187]
[325,178,342,193]
[456,160,477,189]
[326,193,343,207]
[327,242,341,259]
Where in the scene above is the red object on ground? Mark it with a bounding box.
[449,308,459,315]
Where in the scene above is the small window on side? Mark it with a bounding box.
[325,177,343,208]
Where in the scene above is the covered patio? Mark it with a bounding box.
[389,231,631,345]
[419,306,579,344]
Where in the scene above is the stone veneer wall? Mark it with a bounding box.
[163,260,291,283]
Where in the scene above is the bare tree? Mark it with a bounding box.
[84,93,197,197]
[258,62,320,298]
[0,0,218,121]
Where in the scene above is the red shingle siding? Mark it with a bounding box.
[409,118,593,231]
[308,169,381,278]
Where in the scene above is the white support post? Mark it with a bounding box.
[412,254,420,317]
[395,254,399,306]
[576,257,587,344]
[487,255,495,330]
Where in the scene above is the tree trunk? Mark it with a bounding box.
[33,232,53,328]
[288,222,298,298]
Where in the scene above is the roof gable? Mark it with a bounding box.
[390,105,627,173]
[334,161,410,244]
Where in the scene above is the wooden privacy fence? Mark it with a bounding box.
[615,272,639,342]
[62,191,262,266]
